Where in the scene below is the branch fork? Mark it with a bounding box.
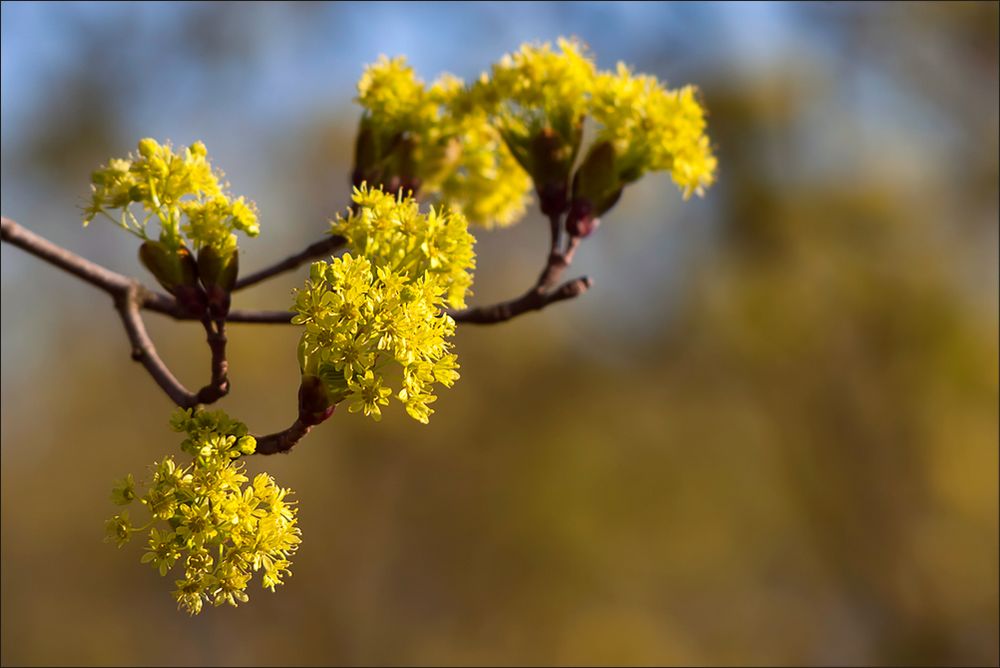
[3,203,594,454]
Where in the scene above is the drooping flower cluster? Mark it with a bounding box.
[85,138,259,254]
[353,56,532,228]
[106,409,301,615]
[292,186,470,424]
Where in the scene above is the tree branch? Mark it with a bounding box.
[2,216,236,406]
[2,216,133,294]
[254,418,315,455]
[194,319,230,403]
[448,275,592,324]
[233,235,345,291]
[450,214,590,324]
[222,309,294,324]
[114,285,201,408]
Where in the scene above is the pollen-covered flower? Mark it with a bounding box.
[104,511,134,548]
[107,409,301,615]
[110,474,136,506]
[484,37,595,145]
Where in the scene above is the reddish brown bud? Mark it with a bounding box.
[172,283,209,317]
[530,127,576,216]
[565,198,600,238]
[538,181,569,218]
[298,375,335,426]
[570,140,624,221]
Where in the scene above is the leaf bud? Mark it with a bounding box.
[197,245,239,317]
[566,141,624,238]
[139,241,208,315]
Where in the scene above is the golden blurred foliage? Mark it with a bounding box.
[2,2,997,665]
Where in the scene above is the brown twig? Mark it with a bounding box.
[253,418,315,455]
[233,235,346,291]
[450,214,591,324]
[2,215,134,294]
[221,309,293,324]
[139,293,293,324]
[448,275,592,324]
[114,284,202,408]
[3,217,227,406]
[195,319,230,403]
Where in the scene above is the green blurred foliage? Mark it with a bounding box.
[1,2,997,666]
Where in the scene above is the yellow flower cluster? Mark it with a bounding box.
[331,184,476,309]
[433,116,532,228]
[354,56,532,228]
[481,38,716,202]
[293,252,460,424]
[590,63,717,198]
[478,37,595,180]
[354,38,715,230]
[106,409,301,615]
[293,187,470,424]
[85,138,259,255]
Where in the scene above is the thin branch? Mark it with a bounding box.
[2,216,133,294]
[233,235,346,291]
[223,309,293,324]
[450,214,590,324]
[3,217,294,325]
[140,295,293,324]
[254,418,315,455]
[3,216,234,406]
[114,285,201,408]
[194,319,230,403]
[449,276,592,324]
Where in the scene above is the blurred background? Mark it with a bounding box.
[2,2,997,665]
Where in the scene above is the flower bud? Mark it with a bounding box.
[139,241,203,297]
[565,197,600,238]
[385,134,422,197]
[137,137,160,159]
